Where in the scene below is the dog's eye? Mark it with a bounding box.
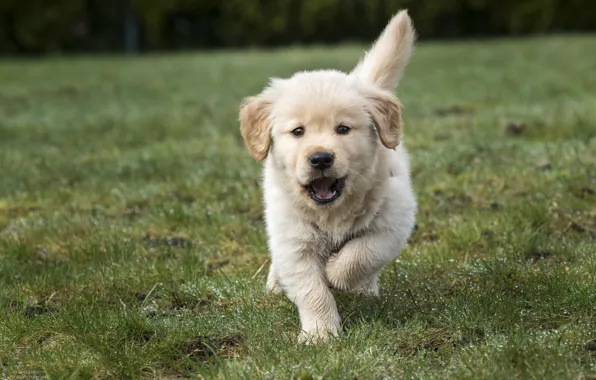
[336,125,350,135]
[291,127,305,137]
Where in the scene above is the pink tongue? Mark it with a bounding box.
[311,178,336,199]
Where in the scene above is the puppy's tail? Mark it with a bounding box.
[351,10,416,91]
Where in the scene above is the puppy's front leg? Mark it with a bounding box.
[274,244,341,343]
[326,230,405,296]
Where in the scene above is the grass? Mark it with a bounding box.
[1,35,595,379]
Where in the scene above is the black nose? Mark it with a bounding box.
[309,152,334,170]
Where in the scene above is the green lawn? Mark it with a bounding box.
[1,36,595,379]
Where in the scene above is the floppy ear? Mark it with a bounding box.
[239,95,272,161]
[365,89,403,149]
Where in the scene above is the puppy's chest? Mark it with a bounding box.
[309,224,368,258]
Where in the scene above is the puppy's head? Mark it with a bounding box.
[240,11,415,208]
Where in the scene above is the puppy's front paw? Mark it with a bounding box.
[326,256,380,296]
[325,255,349,291]
[297,326,339,345]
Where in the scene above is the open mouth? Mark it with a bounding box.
[304,177,346,205]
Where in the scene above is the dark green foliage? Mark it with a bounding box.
[1,0,596,54]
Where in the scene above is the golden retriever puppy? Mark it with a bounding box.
[239,10,417,343]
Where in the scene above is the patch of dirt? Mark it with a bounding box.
[407,225,439,245]
[446,164,467,176]
[205,259,231,275]
[0,204,40,220]
[481,229,494,239]
[434,133,452,141]
[118,199,151,219]
[448,193,473,206]
[135,293,147,303]
[529,250,554,264]
[438,192,473,208]
[170,291,185,310]
[434,105,474,117]
[37,333,53,345]
[567,222,596,240]
[36,248,51,261]
[506,121,526,135]
[585,339,596,352]
[432,189,474,208]
[24,304,51,318]
[422,338,445,352]
[7,297,55,318]
[170,291,212,311]
[539,322,559,331]
[405,328,485,356]
[138,330,158,343]
[180,335,243,363]
[570,222,586,233]
[490,201,502,211]
[173,192,196,204]
[395,330,456,357]
[576,187,595,199]
[536,161,552,171]
[143,235,193,249]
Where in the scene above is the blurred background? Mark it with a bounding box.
[1,0,595,56]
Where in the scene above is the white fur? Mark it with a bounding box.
[239,10,417,343]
